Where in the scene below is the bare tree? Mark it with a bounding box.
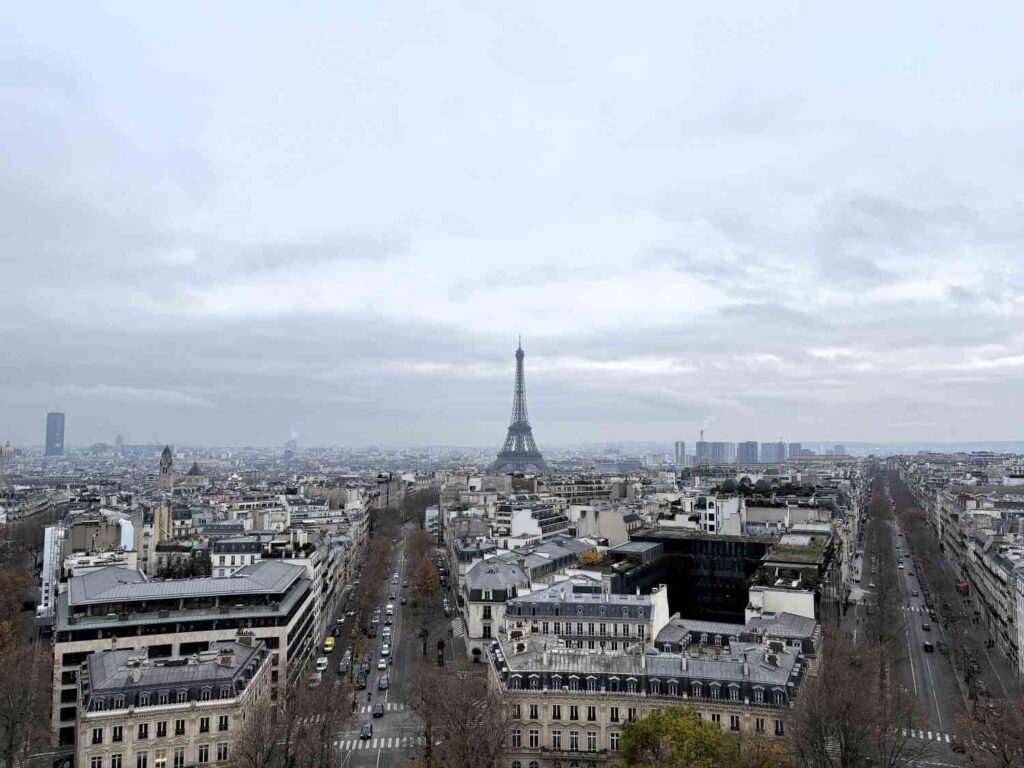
[955,699,1024,768]
[0,645,52,768]
[410,661,513,768]
[788,632,931,768]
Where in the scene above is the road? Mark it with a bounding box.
[849,475,965,756]
[323,523,456,768]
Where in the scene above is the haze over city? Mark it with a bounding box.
[4,2,1024,447]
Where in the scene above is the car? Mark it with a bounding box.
[922,623,931,632]
[315,656,329,673]
[360,723,373,740]
[347,610,356,617]
[403,580,409,587]
[323,637,336,654]
[378,675,389,690]
[908,571,915,576]
[372,702,384,718]
[912,590,919,597]
[381,643,390,657]
[923,641,934,653]
[336,616,346,626]
[389,593,397,600]
[401,596,408,605]
[377,657,387,669]
[897,564,904,570]
[307,672,322,688]
[869,582,877,588]
[386,604,395,615]
[338,659,350,674]
[355,673,368,689]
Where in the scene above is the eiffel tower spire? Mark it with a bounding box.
[492,339,545,472]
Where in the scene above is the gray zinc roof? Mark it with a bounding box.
[465,559,529,591]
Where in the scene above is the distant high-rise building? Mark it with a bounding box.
[833,444,847,456]
[674,441,686,466]
[737,441,759,464]
[760,441,787,463]
[115,434,124,455]
[283,439,297,459]
[788,442,802,458]
[708,441,736,463]
[695,441,711,463]
[45,412,65,456]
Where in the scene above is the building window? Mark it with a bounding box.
[140,694,150,707]
[158,692,169,706]
[512,705,521,720]
[626,679,637,694]
[569,706,579,721]
[216,744,229,762]
[111,755,122,768]
[754,689,764,704]
[220,687,230,698]
[542,622,549,634]
[576,623,583,635]
[511,729,522,748]
[552,730,562,750]
[483,606,492,620]
[529,762,539,768]
[156,722,167,739]
[136,753,147,768]
[627,708,637,723]
[154,750,166,768]
[610,732,620,751]
[200,689,211,701]
[710,685,720,700]
[173,749,184,768]
[482,624,492,639]
[200,718,210,734]
[608,678,619,693]
[587,706,596,722]
[755,718,765,734]
[174,720,185,736]
[729,686,740,702]
[114,696,125,709]
[553,622,560,634]
[552,705,562,721]
[529,729,539,748]
[587,732,596,752]
[92,728,104,745]
[730,715,740,732]
[711,713,721,726]
[91,758,102,768]
[113,726,123,743]
[218,716,229,732]
[569,731,579,752]
[138,724,149,741]
[569,677,579,692]
[610,707,619,723]
[774,691,784,706]
[650,680,660,695]
[198,746,209,765]
[552,676,562,690]
[511,677,522,690]
[529,676,540,690]
[176,690,187,704]
[775,720,785,737]
[529,704,539,720]
[667,681,678,697]
[512,763,521,768]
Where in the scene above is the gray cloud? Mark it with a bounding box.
[3,2,1024,447]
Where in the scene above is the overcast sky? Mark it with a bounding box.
[3,3,1024,448]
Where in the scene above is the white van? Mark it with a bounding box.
[315,656,329,673]
[386,603,395,616]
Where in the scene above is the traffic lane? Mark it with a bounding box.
[899,538,964,733]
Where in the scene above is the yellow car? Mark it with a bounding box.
[323,636,336,654]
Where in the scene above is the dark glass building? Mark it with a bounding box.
[45,411,65,456]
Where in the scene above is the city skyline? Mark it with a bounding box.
[4,3,1024,447]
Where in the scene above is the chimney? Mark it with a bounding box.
[742,652,749,676]
[130,660,142,683]
[681,653,688,672]
[217,647,236,667]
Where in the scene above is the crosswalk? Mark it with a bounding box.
[902,606,930,613]
[337,735,424,751]
[451,618,465,638]
[357,702,408,714]
[904,729,952,743]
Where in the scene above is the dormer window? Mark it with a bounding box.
[577,606,583,616]
[220,686,231,698]
[139,693,150,707]
[176,690,188,703]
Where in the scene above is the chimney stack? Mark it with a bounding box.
[681,653,688,671]
[130,660,142,683]
[742,652,749,676]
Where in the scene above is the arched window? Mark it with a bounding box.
[753,687,764,704]
[626,678,637,694]
[569,676,580,692]
[773,689,784,705]
[586,677,597,692]
[692,682,702,698]
[176,690,188,703]
[710,683,721,700]
[529,675,540,690]
[511,676,522,690]
[667,681,678,697]
[552,675,562,689]
[729,685,740,702]
[512,762,522,768]
[529,762,540,768]
[650,680,660,696]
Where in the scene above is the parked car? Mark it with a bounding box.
[307,672,322,688]
[315,656,329,673]
[355,673,368,689]
[338,658,350,674]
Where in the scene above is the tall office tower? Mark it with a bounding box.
[674,441,686,466]
[695,441,711,463]
[708,442,736,463]
[44,412,65,456]
[760,442,783,463]
[777,441,788,461]
[788,442,802,458]
[737,441,759,464]
[833,444,847,456]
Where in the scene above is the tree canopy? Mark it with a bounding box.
[618,705,722,768]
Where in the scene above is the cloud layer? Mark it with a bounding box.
[3,2,1024,447]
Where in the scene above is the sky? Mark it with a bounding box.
[2,2,1024,448]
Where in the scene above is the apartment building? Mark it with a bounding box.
[504,582,671,653]
[52,561,316,747]
[75,635,270,768]
[490,634,803,767]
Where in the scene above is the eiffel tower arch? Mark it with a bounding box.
[491,340,546,473]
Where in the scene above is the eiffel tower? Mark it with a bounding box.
[491,339,546,473]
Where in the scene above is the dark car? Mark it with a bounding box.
[372,702,384,718]
[378,675,389,690]
[922,623,931,632]
[360,723,373,740]
[355,673,368,689]
[923,641,934,653]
